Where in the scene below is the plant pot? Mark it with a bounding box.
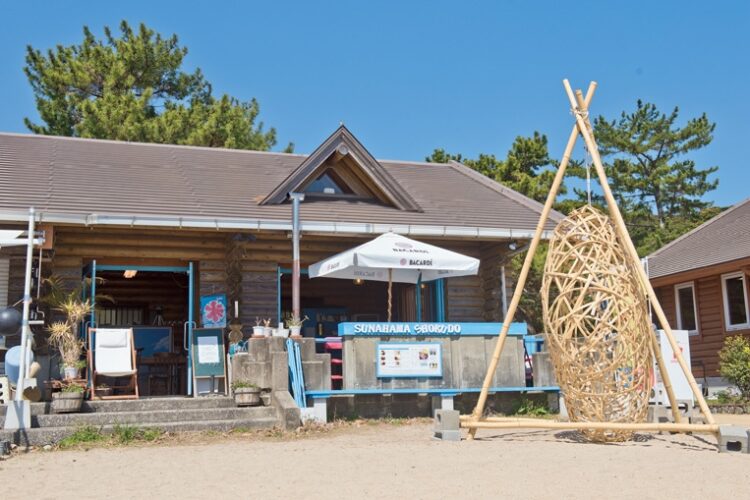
[63,366,79,380]
[252,326,265,337]
[273,328,289,338]
[262,327,272,337]
[234,387,261,406]
[52,391,84,413]
[289,326,302,337]
[95,387,113,398]
[260,391,272,406]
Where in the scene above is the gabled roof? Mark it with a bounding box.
[647,197,750,279]
[261,125,421,211]
[0,131,562,238]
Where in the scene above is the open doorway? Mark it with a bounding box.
[83,262,194,396]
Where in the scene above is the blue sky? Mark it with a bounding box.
[1,1,748,206]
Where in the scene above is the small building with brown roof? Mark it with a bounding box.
[647,197,750,381]
[0,125,559,395]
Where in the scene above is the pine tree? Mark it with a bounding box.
[589,100,718,254]
[427,133,560,332]
[426,132,561,203]
[24,21,290,151]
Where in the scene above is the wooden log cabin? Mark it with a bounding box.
[648,197,750,384]
[0,125,559,394]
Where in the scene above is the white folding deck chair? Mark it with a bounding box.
[88,328,139,399]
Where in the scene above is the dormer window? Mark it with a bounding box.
[304,170,352,196]
[261,125,421,212]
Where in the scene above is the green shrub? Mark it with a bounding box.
[231,380,259,390]
[58,425,105,448]
[719,335,750,400]
[60,383,85,393]
[513,397,549,416]
[715,389,739,404]
[112,424,163,444]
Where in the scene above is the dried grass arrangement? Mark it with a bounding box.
[541,205,652,441]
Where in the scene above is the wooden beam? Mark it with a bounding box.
[460,418,719,434]
[562,80,716,426]
[466,81,598,440]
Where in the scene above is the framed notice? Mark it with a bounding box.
[376,342,442,378]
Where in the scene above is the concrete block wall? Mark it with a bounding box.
[327,392,552,420]
[342,335,525,390]
[231,337,331,393]
[532,351,557,387]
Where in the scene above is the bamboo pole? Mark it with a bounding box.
[568,82,683,424]
[648,321,682,423]
[460,418,719,434]
[466,82,598,440]
[561,80,716,425]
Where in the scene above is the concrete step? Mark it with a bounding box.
[23,406,277,428]
[1,416,280,446]
[1,396,236,417]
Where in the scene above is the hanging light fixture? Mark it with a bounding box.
[123,270,138,279]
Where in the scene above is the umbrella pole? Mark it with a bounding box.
[388,268,392,322]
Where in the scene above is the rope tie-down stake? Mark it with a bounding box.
[462,80,717,442]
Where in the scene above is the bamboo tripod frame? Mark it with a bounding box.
[462,80,716,439]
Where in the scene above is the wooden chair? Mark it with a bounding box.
[88,328,139,399]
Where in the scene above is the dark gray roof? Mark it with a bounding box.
[647,197,750,279]
[0,132,561,237]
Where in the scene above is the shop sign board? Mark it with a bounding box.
[651,329,693,405]
[376,342,443,378]
[200,293,227,328]
[339,322,527,337]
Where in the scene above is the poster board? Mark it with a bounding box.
[376,342,443,378]
[200,294,227,328]
[133,327,172,357]
[651,329,693,406]
[191,328,227,395]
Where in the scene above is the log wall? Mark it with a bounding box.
[32,226,502,329]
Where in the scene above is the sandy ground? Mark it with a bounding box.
[1,414,749,500]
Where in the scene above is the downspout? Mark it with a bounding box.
[500,265,508,317]
[289,193,305,321]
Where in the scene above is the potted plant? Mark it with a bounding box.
[48,321,87,380]
[95,383,112,398]
[252,317,265,337]
[43,276,106,379]
[232,380,261,406]
[52,382,85,413]
[285,314,309,338]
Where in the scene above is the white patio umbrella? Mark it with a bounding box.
[308,232,480,321]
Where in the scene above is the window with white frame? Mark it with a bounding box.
[674,282,698,335]
[721,272,750,330]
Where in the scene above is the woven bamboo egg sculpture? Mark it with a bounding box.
[541,205,652,442]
